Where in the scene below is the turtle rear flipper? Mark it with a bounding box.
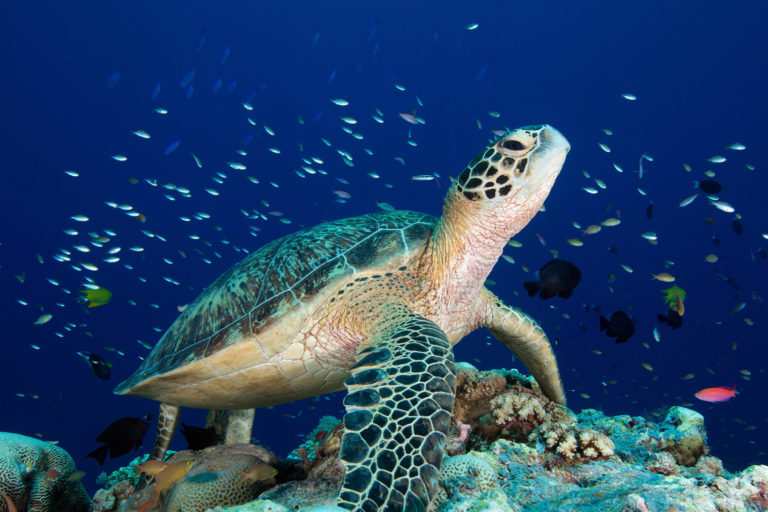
[338,309,456,511]
[150,403,180,462]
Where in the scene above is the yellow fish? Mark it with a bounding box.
[238,463,278,484]
[79,287,112,308]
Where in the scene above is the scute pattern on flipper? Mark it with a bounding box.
[338,311,456,512]
[116,211,436,393]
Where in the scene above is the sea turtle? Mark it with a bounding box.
[115,124,570,511]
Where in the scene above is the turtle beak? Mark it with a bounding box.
[540,125,570,156]
[523,125,569,195]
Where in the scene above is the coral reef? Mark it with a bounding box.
[91,365,768,511]
[0,432,90,512]
[91,444,279,512]
[426,453,512,511]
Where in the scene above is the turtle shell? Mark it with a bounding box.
[115,210,435,395]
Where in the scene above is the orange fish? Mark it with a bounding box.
[1,492,18,512]
[694,386,736,403]
[141,460,193,510]
[137,499,155,512]
[135,459,167,476]
[675,291,685,316]
[45,469,60,479]
[238,463,277,484]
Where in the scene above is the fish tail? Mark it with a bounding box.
[657,314,667,322]
[1,492,19,512]
[599,316,608,331]
[523,281,540,297]
[86,444,109,466]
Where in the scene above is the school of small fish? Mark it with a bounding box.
[5,28,765,466]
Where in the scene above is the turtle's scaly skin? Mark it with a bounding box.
[117,125,570,511]
[339,305,455,510]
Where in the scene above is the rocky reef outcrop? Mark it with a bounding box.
[89,364,768,512]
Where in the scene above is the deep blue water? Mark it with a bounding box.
[1,0,766,495]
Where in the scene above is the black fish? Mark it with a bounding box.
[524,259,582,299]
[657,309,683,329]
[180,423,219,451]
[87,416,150,465]
[599,311,635,343]
[88,353,111,380]
[733,219,743,235]
[699,179,722,194]
[607,246,619,254]
[712,235,721,247]
[646,201,653,219]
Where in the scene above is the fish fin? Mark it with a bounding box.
[539,288,556,299]
[86,444,109,466]
[599,316,608,331]
[523,281,540,297]
[1,492,18,512]
[109,441,133,459]
[559,288,574,299]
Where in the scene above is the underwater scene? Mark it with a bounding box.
[2,1,767,511]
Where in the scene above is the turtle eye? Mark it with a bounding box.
[502,139,526,151]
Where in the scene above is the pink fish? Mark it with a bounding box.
[333,190,351,199]
[694,386,736,403]
[398,113,419,125]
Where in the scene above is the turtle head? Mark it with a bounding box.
[452,124,569,237]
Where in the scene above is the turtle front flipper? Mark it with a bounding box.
[338,309,456,512]
[479,288,566,405]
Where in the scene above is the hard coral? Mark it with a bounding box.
[303,423,345,480]
[644,451,678,476]
[164,445,277,511]
[452,363,574,447]
[427,453,512,512]
[0,432,90,512]
[111,444,279,512]
[657,406,708,467]
[91,480,134,512]
[531,423,615,461]
[489,386,575,442]
[452,363,508,427]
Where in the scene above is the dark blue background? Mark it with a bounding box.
[1,0,766,494]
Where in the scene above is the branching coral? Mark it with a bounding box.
[451,363,509,427]
[530,423,615,461]
[489,385,575,442]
